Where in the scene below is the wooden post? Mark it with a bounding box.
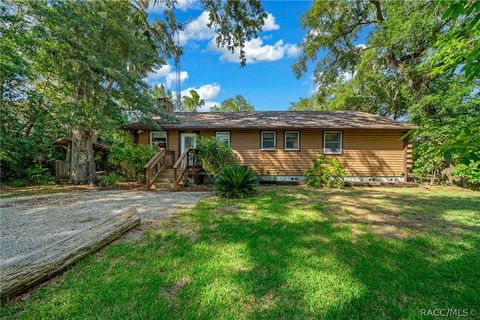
[145,166,151,190]
[403,138,408,182]
[173,168,178,191]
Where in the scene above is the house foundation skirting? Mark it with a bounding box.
[258,176,404,183]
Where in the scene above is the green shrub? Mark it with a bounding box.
[98,172,124,187]
[304,156,347,188]
[26,165,55,185]
[107,132,156,181]
[215,165,258,198]
[8,179,29,188]
[452,160,480,189]
[197,137,237,179]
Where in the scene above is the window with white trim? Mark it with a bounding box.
[150,131,167,148]
[215,132,230,145]
[284,131,299,151]
[323,131,342,154]
[261,131,276,150]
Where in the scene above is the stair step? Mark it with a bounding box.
[152,183,174,191]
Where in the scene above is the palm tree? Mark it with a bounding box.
[182,89,205,112]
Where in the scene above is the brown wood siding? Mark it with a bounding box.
[138,131,149,145]
[168,131,179,159]
[137,129,410,177]
[232,129,407,176]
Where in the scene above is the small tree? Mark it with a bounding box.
[197,137,237,180]
[211,95,254,112]
[106,131,156,181]
[182,89,204,112]
[304,156,347,188]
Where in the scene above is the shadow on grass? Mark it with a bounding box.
[2,187,479,319]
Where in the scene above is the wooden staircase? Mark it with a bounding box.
[144,148,199,192]
[150,169,175,191]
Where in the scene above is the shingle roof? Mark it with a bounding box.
[126,111,416,130]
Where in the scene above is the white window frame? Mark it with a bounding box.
[284,131,300,151]
[149,131,168,148]
[323,131,342,155]
[261,131,276,150]
[215,131,231,145]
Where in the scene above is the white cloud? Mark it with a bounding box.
[341,71,356,82]
[355,43,367,50]
[147,63,188,89]
[147,64,172,80]
[200,101,220,112]
[182,83,221,100]
[177,11,295,65]
[179,11,280,45]
[178,11,214,45]
[165,71,188,88]
[148,0,198,13]
[263,13,280,31]
[210,38,299,64]
[180,83,221,112]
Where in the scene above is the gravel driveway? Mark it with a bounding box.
[0,190,208,263]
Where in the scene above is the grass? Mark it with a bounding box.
[2,186,479,319]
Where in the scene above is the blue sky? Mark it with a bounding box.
[146,1,364,111]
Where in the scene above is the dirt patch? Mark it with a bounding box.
[162,276,192,298]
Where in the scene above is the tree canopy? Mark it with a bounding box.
[1,0,268,184]
[211,95,255,112]
[291,0,480,187]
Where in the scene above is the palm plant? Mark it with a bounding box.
[214,166,258,198]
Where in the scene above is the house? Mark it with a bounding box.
[126,111,415,190]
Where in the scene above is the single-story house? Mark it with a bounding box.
[126,111,415,189]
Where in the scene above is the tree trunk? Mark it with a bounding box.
[70,127,96,184]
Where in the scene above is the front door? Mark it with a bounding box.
[180,133,197,167]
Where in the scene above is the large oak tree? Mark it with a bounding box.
[3,0,267,184]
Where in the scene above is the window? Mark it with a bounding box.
[323,131,342,154]
[261,131,276,150]
[215,132,230,145]
[150,131,167,148]
[284,131,299,151]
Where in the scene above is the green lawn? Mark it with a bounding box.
[2,186,479,319]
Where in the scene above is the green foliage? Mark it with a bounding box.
[25,165,55,185]
[182,89,204,112]
[427,0,480,81]
[292,0,479,187]
[452,160,480,189]
[8,179,28,188]
[211,95,255,112]
[289,97,319,111]
[214,165,258,198]
[197,137,237,179]
[304,156,346,188]
[98,172,124,187]
[410,76,480,185]
[1,0,267,183]
[0,98,64,182]
[106,132,156,181]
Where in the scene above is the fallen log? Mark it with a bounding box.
[0,209,140,300]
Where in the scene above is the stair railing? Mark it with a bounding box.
[144,148,167,190]
[173,148,198,191]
